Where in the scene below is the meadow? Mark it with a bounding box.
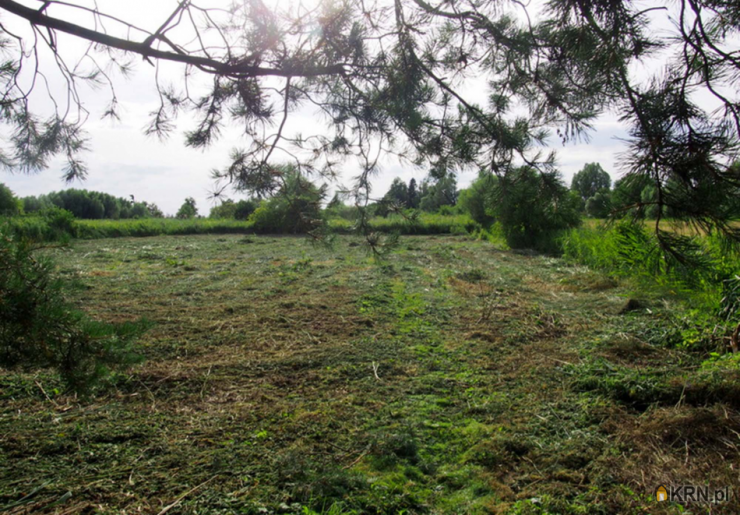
[1,233,738,514]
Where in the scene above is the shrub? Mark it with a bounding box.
[43,207,77,239]
[0,231,149,392]
[249,168,326,234]
[458,173,497,227]
[233,199,258,220]
[585,189,612,218]
[492,166,582,253]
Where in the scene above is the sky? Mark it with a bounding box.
[0,0,637,216]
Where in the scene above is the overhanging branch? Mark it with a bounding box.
[0,0,346,78]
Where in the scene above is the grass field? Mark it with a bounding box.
[1,234,738,514]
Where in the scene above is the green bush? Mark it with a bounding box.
[209,199,258,220]
[585,189,612,218]
[492,166,582,253]
[249,168,326,234]
[0,231,149,392]
[457,173,497,227]
[1,208,78,241]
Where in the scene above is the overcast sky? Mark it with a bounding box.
[0,0,635,216]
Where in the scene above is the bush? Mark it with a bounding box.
[492,166,582,253]
[585,189,612,218]
[0,231,149,392]
[233,199,258,220]
[1,208,78,241]
[209,199,258,220]
[457,173,497,227]
[249,168,326,234]
[324,202,360,221]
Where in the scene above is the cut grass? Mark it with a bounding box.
[0,234,738,514]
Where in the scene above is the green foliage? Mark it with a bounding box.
[407,178,420,209]
[419,174,458,212]
[2,207,78,241]
[211,200,234,220]
[75,218,255,239]
[610,175,652,219]
[249,167,326,234]
[0,231,148,392]
[233,199,258,220]
[570,163,611,203]
[382,178,409,212]
[492,166,581,253]
[457,173,497,227]
[585,189,612,218]
[0,183,22,216]
[209,199,258,220]
[325,201,359,222]
[328,213,479,235]
[22,189,163,220]
[176,197,198,219]
[563,222,739,291]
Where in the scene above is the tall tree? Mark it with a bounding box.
[419,174,458,212]
[0,0,738,255]
[176,197,198,219]
[0,183,21,216]
[384,178,410,208]
[407,178,419,209]
[571,163,611,202]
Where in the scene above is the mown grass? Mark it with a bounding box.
[1,234,738,514]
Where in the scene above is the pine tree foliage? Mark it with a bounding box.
[0,0,737,257]
[0,231,149,392]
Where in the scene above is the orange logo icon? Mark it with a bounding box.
[656,485,669,502]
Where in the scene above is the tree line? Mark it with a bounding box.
[0,186,164,219]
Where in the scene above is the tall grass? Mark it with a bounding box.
[562,220,740,323]
[1,212,482,241]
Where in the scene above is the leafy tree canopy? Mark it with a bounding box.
[0,183,21,216]
[21,189,163,220]
[176,197,198,219]
[571,163,611,202]
[419,174,458,212]
[458,173,498,227]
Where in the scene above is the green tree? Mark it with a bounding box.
[611,175,653,219]
[571,163,611,203]
[176,197,198,219]
[145,202,165,218]
[585,190,613,218]
[0,183,22,216]
[407,178,419,209]
[492,167,582,253]
[250,166,326,234]
[209,199,238,219]
[419,175,458,212]
[457,173,497,227]
[379,178,410,216]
